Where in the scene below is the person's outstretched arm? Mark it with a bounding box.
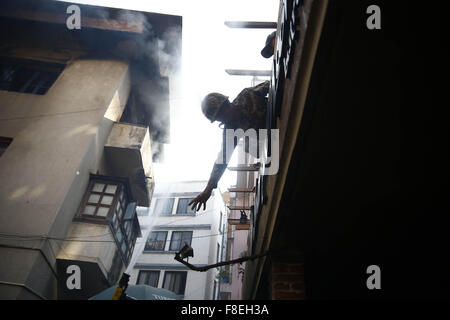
[189,132,235,211]
[188,162,227,211]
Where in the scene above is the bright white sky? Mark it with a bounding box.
[59,0,279,190]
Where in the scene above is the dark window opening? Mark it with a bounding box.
[162,271,187,295]
[0,57,64,95]
[137,270,160,287]
[0,137,13,157]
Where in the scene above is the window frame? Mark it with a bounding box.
[75,175,140,265]
[144,231,168,251]
[0,57,64,95]
[175,198,196,215]
[169,231,193,252]
[111,198,139,265]
[137,270,160,287]
[78,179,122,220]
[162,271,187,295]
[153,197,175,216]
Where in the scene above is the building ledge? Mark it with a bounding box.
[134,263,208,270]
[153,224,212,230]
[104,122,154,207]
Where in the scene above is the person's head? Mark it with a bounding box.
[201,92,235,126]
[261,31,276,58]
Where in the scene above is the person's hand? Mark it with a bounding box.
[189,187,212,211]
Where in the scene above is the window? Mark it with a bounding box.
[80,181,121,218]
[176,198,196,215]
[144,231,167,251]
[0,137,13,157]
[162,271,187,295]
[137,270,160,287]
[153,198,175,215]
[0,57,64,95]
[169,231,193,251]
[219,211,223,232]
[111,193,138,264]
[77,175,140,265]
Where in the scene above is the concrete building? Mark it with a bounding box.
[129,181,228,300]
[241,0,450,299]
[0,0,181,299]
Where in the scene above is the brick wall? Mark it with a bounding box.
[271,262,305,299]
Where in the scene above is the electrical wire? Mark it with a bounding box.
[0,201,245,247]
[0,107,106,122]
[146,209,210,227]
[0,231,113,240]
[0,228,247,244]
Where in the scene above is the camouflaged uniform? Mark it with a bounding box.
[208,80,270,188]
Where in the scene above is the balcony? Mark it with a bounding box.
[104,122,154,207]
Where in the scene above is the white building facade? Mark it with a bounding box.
[129,181,228,300]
